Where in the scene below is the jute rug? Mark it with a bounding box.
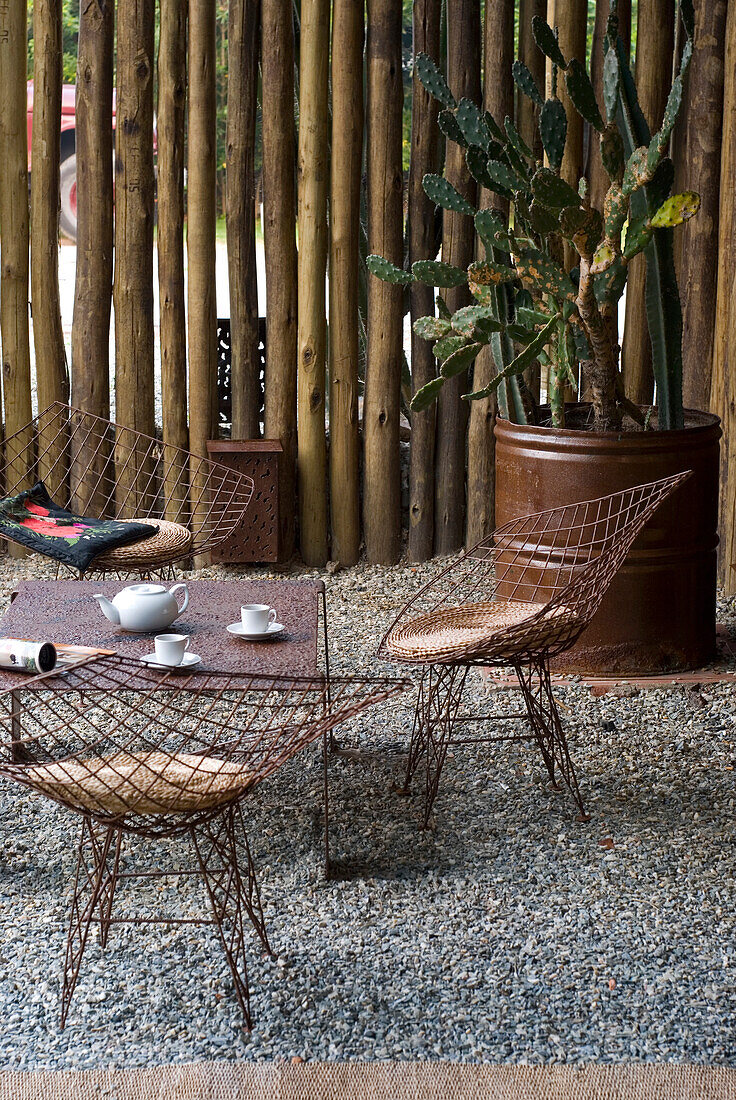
[1,1062,735,1100]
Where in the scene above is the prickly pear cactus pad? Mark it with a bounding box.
[370,2,698,432]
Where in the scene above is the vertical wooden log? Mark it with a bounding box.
[547,0,586,278]
[329,0,363,566]
[226,0,260,439]
[364,0,404,565]
[188,0,218,556]
[674,0,726,413]
[517,0,545,159]
[71,0,113,425]
[262,0,298,560]
[70,0,113,514]
[589,0,631,212]
[407,0,441,562]
[114,0,155,513]
[621,0,674,406]
[158,0,189,519]
[30,0,69,447]
[711,0,736,593]
[466,0,513,549]
[434,0,480,556]
[297,0,330,566]
[0,0,33,540]
[547,0,586,188]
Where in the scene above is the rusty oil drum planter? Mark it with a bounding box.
[494,408,721,675]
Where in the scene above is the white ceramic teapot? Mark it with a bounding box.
[92,583,190,633]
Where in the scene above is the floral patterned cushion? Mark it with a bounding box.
[0,482,158,574]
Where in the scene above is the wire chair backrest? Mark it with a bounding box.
[0,403,254,559]
[488,471,693,624]
[380,471,693,660]
[0,654,408,836]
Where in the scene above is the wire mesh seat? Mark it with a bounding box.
[0,654,407,1028]
[0,403,254,576]
[379,472,693,827]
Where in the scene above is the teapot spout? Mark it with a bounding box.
[93,594,120,625]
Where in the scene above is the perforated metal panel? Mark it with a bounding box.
[216,318,267,436]
[206,440,283,563]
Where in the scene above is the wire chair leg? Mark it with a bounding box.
[97,830,122,948]
[60,818,117,1028]
[190,805,272,1030]
[515,655,591,822]
[402,664,468,828]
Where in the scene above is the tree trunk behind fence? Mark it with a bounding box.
[589,0,631,212]
[262,0,298,560]
[466,0,512,550]
[188,0,218,561]
[31,0,69,485]
[674,0,726,414]
[158,0,189,521]
[227,0,261,440]
[434,0,480,556]
[621,0,674,407]
[364,0,403,565]
[297,0,330,566]
[0,0,33,548]
[329,0,363,567]
[114,0,156,511]
[407,0,441,562]
[711,0,736,594]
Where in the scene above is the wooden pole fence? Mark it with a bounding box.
[329,0,364,567]
[466,0,513,550]
[114,0,156,510]
[297,0,330,567]
[158,0,189,520]
[4,0,731,575]
[621,0,675,407]
[188,0,218,563]
[407,0,441,563]
[0,0,33,549]
[434,0,480,557]
[227,0,261,440]
[262,0,298,561]
[30,0,69,487]
[364,0,403,565]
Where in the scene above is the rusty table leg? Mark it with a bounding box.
[6,689,29,764]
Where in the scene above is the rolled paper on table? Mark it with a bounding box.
[0,638,57,674]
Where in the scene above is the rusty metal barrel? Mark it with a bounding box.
[494,408,721,675]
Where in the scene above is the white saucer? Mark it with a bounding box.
[226,622,285,641]
[140,651,202,671]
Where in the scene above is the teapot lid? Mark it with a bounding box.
[124,583,166,595]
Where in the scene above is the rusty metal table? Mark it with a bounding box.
[0,579,329,684]
[0,578,338,869]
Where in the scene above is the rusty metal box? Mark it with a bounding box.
[206,440,283,563]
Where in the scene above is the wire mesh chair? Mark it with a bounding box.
[0,403,254,577]
[378,472,693,828]
[0,654,407,1028]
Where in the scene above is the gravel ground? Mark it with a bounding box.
[0,552,735,1069]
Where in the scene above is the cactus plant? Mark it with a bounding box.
[368,0,699,433]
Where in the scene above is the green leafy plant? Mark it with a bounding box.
[368,0,698,431]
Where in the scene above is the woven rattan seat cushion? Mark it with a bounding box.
[92,519,193,569]
[25,750,251,816]
[384,601,581,663]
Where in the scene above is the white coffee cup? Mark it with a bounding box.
[241,603,277,633]
[154,633,190,666]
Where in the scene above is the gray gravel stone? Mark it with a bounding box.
[0,551,735,1068]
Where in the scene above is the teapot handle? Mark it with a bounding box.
[170,582,189,615]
